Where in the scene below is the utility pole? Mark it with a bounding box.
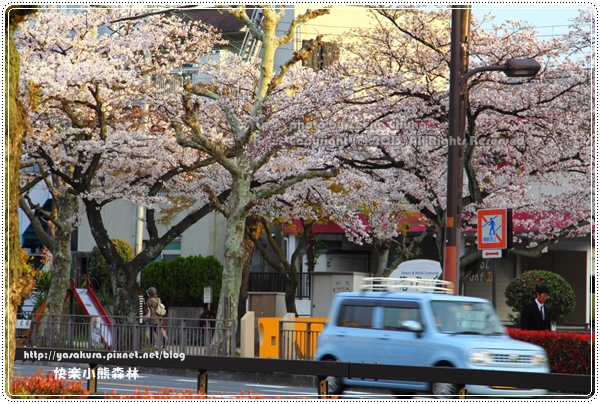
[443,5,471,293]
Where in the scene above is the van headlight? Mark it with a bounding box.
[469,350,492,365]
[531,353,548,366]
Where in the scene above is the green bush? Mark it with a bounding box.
[141,255,222,308]
[505,270,576,326]
[89,239,135,306]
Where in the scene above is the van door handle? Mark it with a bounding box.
[379,334,391,340]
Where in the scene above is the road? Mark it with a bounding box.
[12,363,396,399]
[13,363,551,399]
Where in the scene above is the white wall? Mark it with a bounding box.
[274,5,376,69]
[77,199,227,261]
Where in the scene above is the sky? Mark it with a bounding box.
[471,4,589,37]
[413,4,593,60]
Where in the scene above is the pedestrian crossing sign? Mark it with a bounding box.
[477,209,508,250]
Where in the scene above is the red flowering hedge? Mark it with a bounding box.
[507,328,593,375]
[11,373,324,400]
[104,388,200,399]
[11,371,89,398]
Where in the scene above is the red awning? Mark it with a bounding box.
[283,211,587,235]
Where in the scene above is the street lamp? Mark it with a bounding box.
[458,59,541,88]
[443,15,541,294]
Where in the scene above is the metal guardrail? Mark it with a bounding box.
[15,347,593,398]
[17,313,236,356]
[279,320,326,360]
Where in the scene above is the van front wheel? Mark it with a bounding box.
[430,366,461,398]
[318,358,345,396]
[430,381,458,398]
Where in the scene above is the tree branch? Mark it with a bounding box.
[250,167,339,208]
[19,196,56,249]
[276,8,331,47]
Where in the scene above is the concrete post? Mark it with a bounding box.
[240,311,255,357]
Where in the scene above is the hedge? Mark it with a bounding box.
[11,371,89,398]
[507,328,593,375]
[141,255,222,308]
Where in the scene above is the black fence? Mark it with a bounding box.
[15,347,593,398]
[249,272,311,299]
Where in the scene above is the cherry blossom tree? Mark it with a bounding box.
[16,6,224,319]
[332,7,591,285]
[246,169,372,314]
[173,6,356,341]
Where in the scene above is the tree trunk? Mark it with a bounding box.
[303,223,317,273]
[36,193,78,345]
[374,238,392,276]
[436,226,445,264]
[214,177,252,355]
[84,199,140,320]
[111,266,139,320]
[283,275,298,315]
[6,8,38,395]
[237,215,263,343]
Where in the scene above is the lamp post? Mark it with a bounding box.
[443,9,541,293]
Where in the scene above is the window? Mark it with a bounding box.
[430,301,505,334]
[336,300,375,328]
[383,307,423,331]
[162,240,181,261]
[302,41,340,71]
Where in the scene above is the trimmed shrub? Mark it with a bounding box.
[141,255,222,308]
[104,387,199,399]
[505,270,576,326]
[11,371,89,398]
[507,328,593,375]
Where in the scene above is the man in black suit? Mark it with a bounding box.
[520,284,552,331]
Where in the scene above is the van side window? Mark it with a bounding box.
[382,305,422,330]
[337,304,374,328]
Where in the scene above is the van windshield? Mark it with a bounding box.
[430,301,506,335]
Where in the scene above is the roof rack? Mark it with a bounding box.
[361,277,454,295]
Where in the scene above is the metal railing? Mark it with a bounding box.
[17,313,236,356]
[152,74,210,94]
[249,272,311,299]
[240,7,263,61]
[361,277,454,294]
[279,320,326,360]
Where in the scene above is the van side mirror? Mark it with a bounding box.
[402,320,423,333]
